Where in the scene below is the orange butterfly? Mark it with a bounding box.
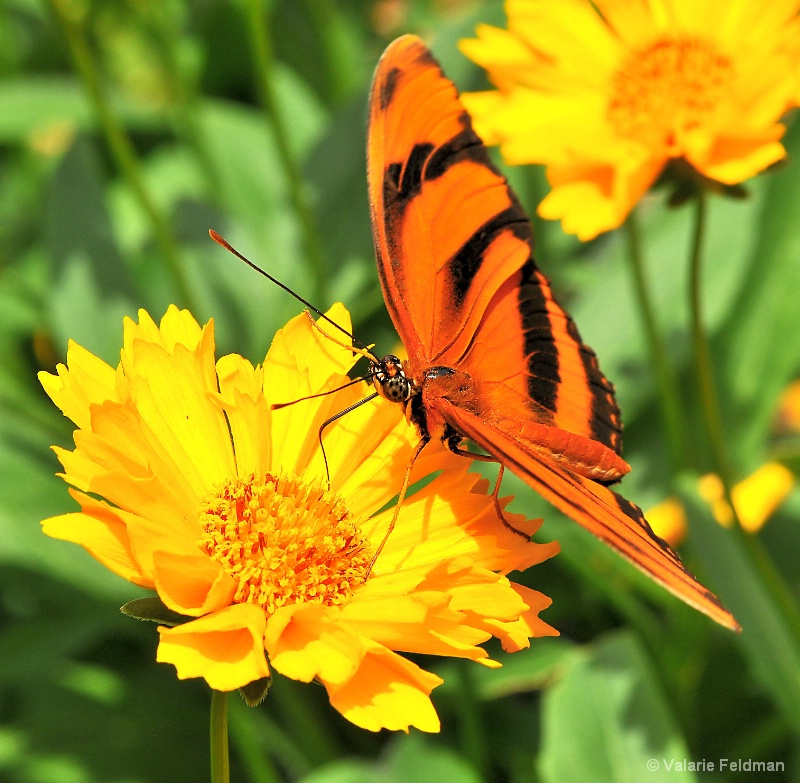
[365,35,739,631]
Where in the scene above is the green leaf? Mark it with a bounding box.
[385,734,481,783]
[678,474,800,733]
[297,731,482,783]
[120,596,189,626]
[44,136,138,364]
[0,76,163,143]
[299,760,383,783]
[196,96,324,358]
[239,677,272,708]
[715,118,800,468]
[539,631,696,783]
[435,638,575,701]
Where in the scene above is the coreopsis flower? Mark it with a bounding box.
[39,305,558,733]
[460,0,800,240]
[778,379,800,432]
[648,462,795,545]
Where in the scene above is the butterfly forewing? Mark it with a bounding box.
[368,35,623,455]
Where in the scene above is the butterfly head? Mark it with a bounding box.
[371,355,412,404]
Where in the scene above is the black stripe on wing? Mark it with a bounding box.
[517,257,624,454]
[381,109,530,312]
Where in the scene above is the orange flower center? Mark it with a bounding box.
[608,36,734,152]
[199,474,371,614]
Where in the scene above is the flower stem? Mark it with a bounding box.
[244,0,328,303]
[302,0,349,107]
[624,211,687,470]
[688,191,800,637]
[210,690,230,783]
[688,192,734,496]
[46,0,195,310]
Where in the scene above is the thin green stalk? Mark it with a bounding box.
[303,0,349,106]
[688,192,734,493]
[210,690,230,783]
[144,6,224,199]
[688,191,800,637]
[244,0,328,302]
[624,211,687,470]
[46,0,195,310]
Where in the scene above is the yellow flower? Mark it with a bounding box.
[648,461,795,544]
[778,379,800,432]
[39,305,558,733]
[460,0,800,239]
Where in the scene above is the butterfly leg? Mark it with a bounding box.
[315,392,380,489]
[443,428,529,541]
[366,435,430,577]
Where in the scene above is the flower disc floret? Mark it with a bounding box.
[200,473,371,612]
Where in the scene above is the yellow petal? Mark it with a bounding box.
[265,604,363,685]
[487,583,559,652]
[326,645,442,733]
[156,603,269,691]
[38,340,116,430]
[731,462,795,533]
[124,340,236,495]
[264,306,358,480]
[539,154,664,240]
[697,131,786,184]
[70,399,199,524]
[216,354,272,478]
[778,380,800,431]
[152,549,236,616]
[506,0,621,78]
[646,496,688,547]
[365,461,556,578]
[122,306,205,357]
[340,586,494,663]
[42,490,147,586]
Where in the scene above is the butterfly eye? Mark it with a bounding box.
[371,355,411,404]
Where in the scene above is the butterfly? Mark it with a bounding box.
[364,35,739,631]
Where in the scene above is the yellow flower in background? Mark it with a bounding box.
[648,462,795,545]
[460,0,800,240]
[778,379,800,432]
[39,305,558,733]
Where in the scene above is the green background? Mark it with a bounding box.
[2,1,800,781]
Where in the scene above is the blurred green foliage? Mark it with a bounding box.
[2,0,800,781]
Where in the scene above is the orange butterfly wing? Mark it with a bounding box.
[367,35,738,631]
[368,36,625,478]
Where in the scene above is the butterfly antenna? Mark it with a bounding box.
[271,376,369,410]
[209,229,371,352]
